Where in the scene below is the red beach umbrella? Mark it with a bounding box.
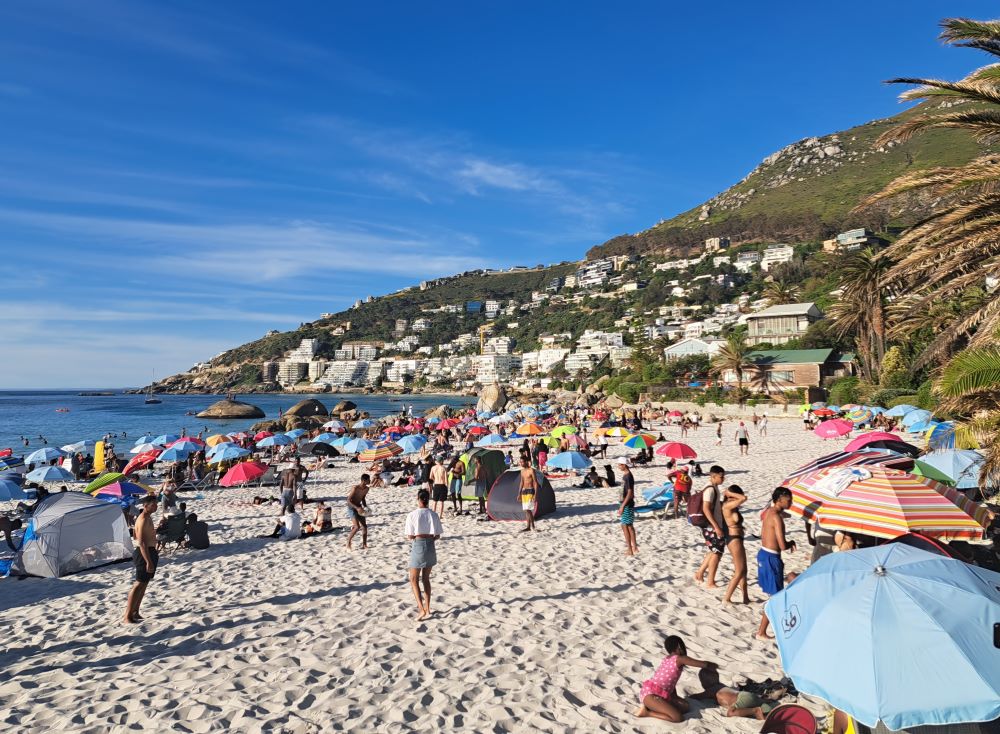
[123,450,161,475]
[467,426,490,436]
[844,432,904,452]
[814,419,855,439]
[436,419,459,430]
[220,461,267,487]
[253,431,273,441]
[656,442,697,459]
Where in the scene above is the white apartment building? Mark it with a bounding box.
[577,330,624,352]
[307,360,329,382]
[576,259,614,288]
[385,359,420,382]
[713,256,731,268]
[483,336,514,355]
[277,361,307,385]
[520,348,570,375]
[609,346,633,368]
[484,300,502,317]
[565,352,598,374]
[734,251,761,273]
[684,322,705,339]
[475,354,521,384]
[316,360,385,388]
[704,236,730,253]
[285,339,318,362]
[760,245,795,272]
[663,337,725,361]
[412,318,432,331]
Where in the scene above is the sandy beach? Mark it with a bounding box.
[1,417,824,733]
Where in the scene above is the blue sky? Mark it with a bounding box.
[1,0,994,388]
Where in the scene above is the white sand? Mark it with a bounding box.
[0,417,830,732]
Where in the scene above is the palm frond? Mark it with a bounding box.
[934,347,1000,398]
[941,17,1000,56]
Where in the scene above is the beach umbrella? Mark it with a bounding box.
[812,408,836,418]
[845,408,873,425]
[564,434,588,449]
[426,416,441,425]
[906,417,938,433]
[917,449,984,490]
[853,438,920,458]
[157,446,194,463]
[810,401,827,409]
[655,442,697,459]
[61,440,96,456]
[168,437,205,449]
[546,451,592,470]
[253,431,273,441]
[206,434,233,447]
[782,450,911,484]
[353,419,378,430]
[123,450,160,475]
[604,426,630,437]
[359,443,403,462]
[436,419,459,430]
[322,419,346,430]
[310,432,338,443]
[765,543,1000,730]
[95,481,149,500]
[257,434,293,448]
[343,438,375,455]
[623,434,657,449]
[130,442,160,455]
[550,425,578,437]
[0,455,25,473]
[229,432,249,440]
[924,421,957,450]
[152,434,179,447]
[900,409,932,428]
[785,466,989,540]
[26,447,66,464]
[26,465,77,483]
[814,419,854,439]
[330,436,353,448]
[843,432,903,452]
[397,435,428,454]
[840,403,860,411]
[908,459,958,486]
[284,429,307,439]
[474,433,507,448]
[0,476,27,501]
[207,444,251,463]
[885,404,918,418]
[219,461,267,487]
[515,423,544,435]
[668,410,684,417]
[133,434,154,446]
[300,441,339,457]
[84,472,126,493]
[540,436,561,448]
[466,425,490,436]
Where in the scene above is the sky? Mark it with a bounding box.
[1,0,995,388]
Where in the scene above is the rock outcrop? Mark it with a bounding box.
[330,400,357,416]
[476,384,508,414]
[196,399,265,419]
[285,399,328,418]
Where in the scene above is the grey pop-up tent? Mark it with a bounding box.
[11,491,133,578]
[486,468,556,521]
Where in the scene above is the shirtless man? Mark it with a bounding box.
[429,459,448,517]
[346,474,371,550]
[279,464,297,516]
[0,516,22,551]
[518,457,538,532]
[124,494,158,623]
[756,487,797,640]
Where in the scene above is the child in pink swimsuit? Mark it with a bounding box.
[635,635,718,723]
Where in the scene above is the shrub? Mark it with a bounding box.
[613,382,642,403]
[887,395,919,408]
[828,376,861,406]
[867,388,912,407]
[915,379,938,411]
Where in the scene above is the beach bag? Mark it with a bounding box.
[687,490,707,526]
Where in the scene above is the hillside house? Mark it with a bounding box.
[717,349,855,390]
[746,302,823,345]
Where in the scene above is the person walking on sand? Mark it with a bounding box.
[756,487,797,640]
[405,489,443,621]
[279,463,297,517]
[758,413,768,437]
[617,459,638,555]
[735,421,750,456]
[714,421,723,446]
[429,458,448,517]
[721,485,750,605]
[124,494,158,623]
[346,474,371,550]
[633,635,718,723]
[518,457,538,532]
[694,465,727,588]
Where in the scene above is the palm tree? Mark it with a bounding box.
[748,364,790,403]
[934,346,1000,489]
[860,18,1000,364]
[827,247,894,383]
[653,335,673,363]
[763,279,800,306]
[711,333,754,400]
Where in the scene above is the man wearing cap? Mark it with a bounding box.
[617,459,638,556]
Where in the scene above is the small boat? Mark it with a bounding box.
[145,370,162,405]
[55,408,70,413]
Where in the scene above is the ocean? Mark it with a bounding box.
[0,391,471,453]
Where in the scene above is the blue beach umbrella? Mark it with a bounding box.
[474,433,507,447]
[313,432,340,443]
[26,447,67,464]
[343,438,375,454]
[257,434,293,448]
[919,449,984,490]
[329,436,352,448]
[766,543,1000,730]
[0,476,27,501]
[352,419,377,430]
[133,434,154,446]
[900,409,932,428]
[26,465,77,483]
[397,435,427,454]
[426,416,440,425]
[906,418,938,433]
[152,434,180,447]
[885,404,917,418]
[0,455,25,472]
[207,444,251,463]
[925,421,957,451]
[546,451,592,470]
[284,429,307,439]
[157,446,193,463]
[322,419,345,430]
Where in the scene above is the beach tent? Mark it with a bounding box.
[486,468,556,521]
[11,491,133,578]
[457,448,507,501]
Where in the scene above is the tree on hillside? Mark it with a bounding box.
[827,247,893,384]
[763,279,801,305]
[710,333,753,400]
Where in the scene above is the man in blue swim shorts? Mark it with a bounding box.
[756,487,797,640]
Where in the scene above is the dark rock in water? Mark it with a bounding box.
[250,419,284,433]
[196,399,265,419]
[331,400,357,415]
[285,398,328,418]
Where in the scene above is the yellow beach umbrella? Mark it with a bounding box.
[206,434,233,447]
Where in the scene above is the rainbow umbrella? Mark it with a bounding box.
[785,466,990,540]
[783,450,910,483]
[359,443,403,462]
[623,434,657,449]
[655,442,697,459]
[220,461,266,487]
[846,408,874,425]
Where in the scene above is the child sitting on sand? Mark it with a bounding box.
[634,635,717,723]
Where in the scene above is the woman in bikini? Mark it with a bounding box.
[721,485,750,605]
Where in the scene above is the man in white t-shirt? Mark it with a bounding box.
[278,510,301,541]
[694,465,728,588]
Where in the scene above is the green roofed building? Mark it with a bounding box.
[718,348,855,390]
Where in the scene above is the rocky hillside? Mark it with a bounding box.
[588,100,988,258]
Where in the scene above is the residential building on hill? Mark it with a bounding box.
[663,336,725,361]
[704,236,730,253]
[745,302,823,345]
[760,244,795,272]
[734,251,761,273]
[717,349,854,389]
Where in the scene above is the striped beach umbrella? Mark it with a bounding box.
[359,443,403,462]
[623,434,657,449]
[785,466,990,540]
[782,450,910,484]
[845,408,873,425]
[84,472,126,493]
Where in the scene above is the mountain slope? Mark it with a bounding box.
[588,101,988,258]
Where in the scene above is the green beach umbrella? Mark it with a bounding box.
[550,425,578,437]
[910,459,957,486]
[85,472,126,494]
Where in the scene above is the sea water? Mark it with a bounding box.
[0,391,471,453]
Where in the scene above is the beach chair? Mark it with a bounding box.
[156,514,187,553]
[760,704,817,734]
[634,484,674,520]
[256,465,279,488]
[177,471,218,493]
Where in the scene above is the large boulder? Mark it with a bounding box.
[476,384,508,414]
[425,404,453,419]
[331,400,357,416]
[603,395,624,410]
[197,399,265,419]
[285,398,328,418]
